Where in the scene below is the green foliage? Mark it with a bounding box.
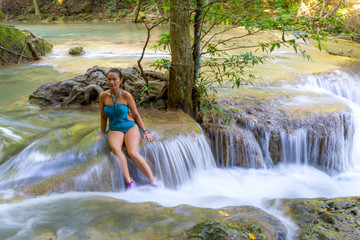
[149,58,171,71]
[137,82,153,105]
[151,32,170,52]
[107,0,118,12]
[144,0,359,116]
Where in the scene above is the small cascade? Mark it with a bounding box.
[304,70,360,104]
[0,124,216,194]
[205,124,267,168]
[139,130,216,188]
[280,121,353,173]
[299,70,360,168]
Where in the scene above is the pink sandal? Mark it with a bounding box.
[126,180,136,189]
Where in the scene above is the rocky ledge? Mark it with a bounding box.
[201,86,354,173]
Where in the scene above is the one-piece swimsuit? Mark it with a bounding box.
[104,90,138,134]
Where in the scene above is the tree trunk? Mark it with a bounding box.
[168,0,194,116]
[33,0,42,20]
[193,0,203,81]
[134,0,143,23]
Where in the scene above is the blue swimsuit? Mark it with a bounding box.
[104,90,138,134]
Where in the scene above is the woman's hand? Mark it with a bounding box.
[143,132,155,142]
[94,133,105,142]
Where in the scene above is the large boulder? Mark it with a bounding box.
[0,24,52,65]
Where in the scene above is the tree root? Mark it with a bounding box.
[27,37,43,60]
[29,94,52,102]
[83,84,104,104]
[85,66,108,80]
[17,37,29,64]
[0,45,33,59]
[144,71,168,82]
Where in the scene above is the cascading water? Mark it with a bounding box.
[297,69,360,169]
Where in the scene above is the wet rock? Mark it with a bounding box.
[29,65,168,108]
[202,123,265,168]
[9,110,202,194]
[186,221,245,239]
[69,46,84,56]
[0,195,287,240]
[276,197,360,240]
[201,86,354,173]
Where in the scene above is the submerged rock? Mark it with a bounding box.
[0,24,53,65]
[201,86,354,173]
[69,46,84,56]
[275,197,360,240]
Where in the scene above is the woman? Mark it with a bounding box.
[98,68,156,188]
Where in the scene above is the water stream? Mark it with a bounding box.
[1,23,360,239]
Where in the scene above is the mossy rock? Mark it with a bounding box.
[277,197,360,239]
[67,16,76,21]
[186,220,269,240]
[0,9,5,20]
[0,24,53,65]
[57,16,67,22]
[45,16,56,22]
[0,195,286,239]
[69,46,84,56]
[16,15,29,21]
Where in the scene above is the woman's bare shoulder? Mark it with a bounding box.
[121,90,133,98]
[99,90,110,99]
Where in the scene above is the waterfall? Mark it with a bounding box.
[298,70,360,168]
[140,130,216,188]
[204,69,360,173]
[206,125,268,168]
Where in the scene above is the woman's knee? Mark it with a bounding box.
[127,150,140,159]
[111,147,123,156]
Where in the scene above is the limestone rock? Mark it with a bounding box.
[277,197,360,239]
[69,46,84,56]
[0,195,287,240]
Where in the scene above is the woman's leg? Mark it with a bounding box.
[124,125,156,183]
[108,130,133,184]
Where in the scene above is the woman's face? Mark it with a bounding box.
[106,72,122,89]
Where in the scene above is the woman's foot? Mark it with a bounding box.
[126,180,136,189]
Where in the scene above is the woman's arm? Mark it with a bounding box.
[99,92,108,134]
[126,92,154,142]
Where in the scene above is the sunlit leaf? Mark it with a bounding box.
[218,210,230,216]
